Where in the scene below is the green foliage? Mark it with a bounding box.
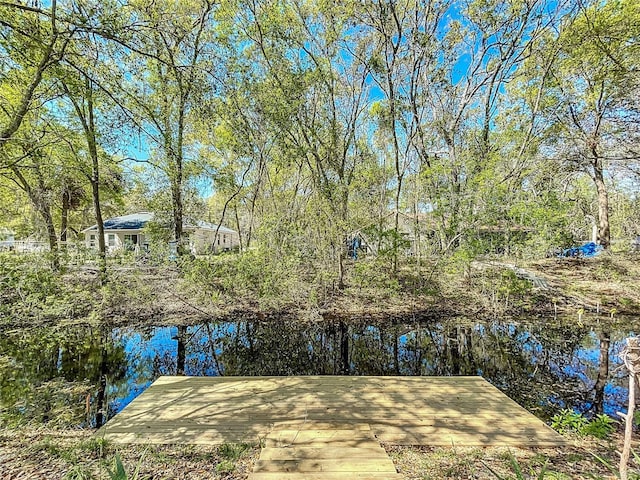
[582,414,617,439]
[94,269,155,319]
[0,253,99,323]
[497,271,532,300]
[593,258,628,282]
[28,433,109,475]
[78,437,110,456]
[0,326,127,428]
[214,443,250,473]
[591,449,640,479]
[0,253,60,319]
[107,453,141,480]
[483,450,548,480]
[63,466,93,480]
[219,442,250,461]
[351,257,400,293]
[634,410,640,427]
[550,409,588,434]
[445,247,477,276]
[551,409,616,439]
[215,460,235,473]
[181,250,307,309]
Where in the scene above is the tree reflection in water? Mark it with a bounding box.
[0,325,127,427]
[0,316,633,428]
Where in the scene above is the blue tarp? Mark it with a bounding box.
[560,242,603,258]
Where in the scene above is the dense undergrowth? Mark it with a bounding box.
[2,250,640,328]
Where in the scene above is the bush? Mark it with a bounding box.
[551,409,616,439]
[180,249,307,309]
[0,253,69,323]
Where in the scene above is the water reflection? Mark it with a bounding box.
[0,317,635,428]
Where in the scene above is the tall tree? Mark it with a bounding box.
[534,0,640,248]
[240,0,371,287]
[0,0,68,155]
[120,0,217,254]
[416,0,557,251]
[1,121,69,268]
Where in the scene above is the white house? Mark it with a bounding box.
[82,212,152,253]
[185,220,240,254]
[82,212,240,254]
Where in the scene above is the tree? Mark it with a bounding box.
[1,120,68,268]
[419,0,558,253]
[361,0,447,271]
[118,0,218,254]
[238,0,371,287]
[534,0,640,249]
[59,75,106,271]
[0,0,68,155]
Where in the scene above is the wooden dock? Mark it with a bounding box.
[99,376,564,477]
[252,422,403,479]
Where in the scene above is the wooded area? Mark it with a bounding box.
[1,0,639,282]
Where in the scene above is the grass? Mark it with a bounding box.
[0,427,259,479]
[386,440,632,479]
[3,420,640,479]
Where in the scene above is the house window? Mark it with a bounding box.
[124,234,138,251]
[124,234,138,245]
[223,235,226,244]
[108,234,116,247]
[89,234,96,248]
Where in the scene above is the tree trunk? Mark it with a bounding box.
[176,325,187,375]
[63,77,106,278]
[94,343,108,429]
[337,246,345,290]
[336,188,349,290]
[60,189,69,243]
[170,136,184,252]
[11,163,59,269]
[83,79,106,279]
[448,326,461,375]
[0,27,57,152]
[592,157,610,249]
[594,330,610,414]
[393,179,402,272]
[42,204,59,270]
[340,321,350,374]
[393,329,400,374]
[234,207,243,252]
[173,101,186,254]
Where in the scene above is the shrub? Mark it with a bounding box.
[551,409,616,439]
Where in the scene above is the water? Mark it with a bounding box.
[0,316,636,428]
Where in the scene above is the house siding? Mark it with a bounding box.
[189,227,239,254]
[85,231,147,253]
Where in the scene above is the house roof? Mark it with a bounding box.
[82,212,238,235]
[188,220,237,235]
[82,212,153,233]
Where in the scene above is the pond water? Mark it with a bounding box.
[0,316,636,429]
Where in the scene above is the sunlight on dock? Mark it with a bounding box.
[99,375,564,447]
[99,376,564,477]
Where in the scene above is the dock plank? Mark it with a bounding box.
[98,375,564,448]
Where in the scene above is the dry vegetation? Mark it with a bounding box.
[2,426,639,479]
[527,254,640,315]
[0,427,259,480]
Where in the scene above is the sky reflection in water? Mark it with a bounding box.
[0,317,635,428]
